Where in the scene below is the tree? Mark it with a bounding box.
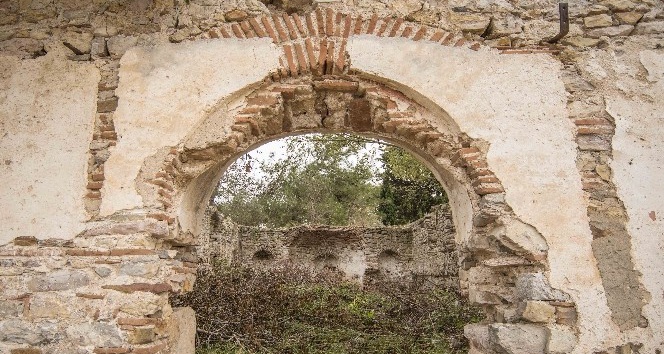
[214,134,382,227]
[377,146,447,225]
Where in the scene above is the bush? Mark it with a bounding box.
[171,262,483,354]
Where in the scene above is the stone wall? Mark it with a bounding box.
[206,205,459,288]
[0,0,662,353]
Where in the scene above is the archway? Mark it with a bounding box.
[143,72,575,353]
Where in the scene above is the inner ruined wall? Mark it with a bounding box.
[204,205,459,288]
[0,1,662,354]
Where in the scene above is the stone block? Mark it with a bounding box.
[29,293,70,318]
[0,320,46,345]
[521,301,556,323]
[119,261,159,278]
[489,220,548,260]
[516,273,570,302]
[0,300,23,319]
[546,325,578,354]
[28,270,90,292]
[128,326,156,344]
[65,322,123,347]
[464,324,491,352]
[489,323,548,354]
[584,14,614,28]
[587,25,634,38]
[616,12,643,25]
[450,13,491,34]
[168,307,196,354]
[601,0,635,12]
[107,35,138,59]
[634,21,664,35]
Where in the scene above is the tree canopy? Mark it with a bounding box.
[213,133,447,227]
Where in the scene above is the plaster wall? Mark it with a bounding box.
[100,39,280,216]
[347,36,608,352]
[606,48,664,352]
[0,53,99,245]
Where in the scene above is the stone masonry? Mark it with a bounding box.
[0,0,663,353]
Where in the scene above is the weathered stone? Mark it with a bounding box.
[596,164,612,181]
[577,135,611,151]
[119,261,159,278]
[107,35,138,59]
[616,11,643,25]
[13,236,38,246]
[490,220,548,260]
[29,294,70,318]
[128,326,155,344]
[0,320,46,345]
[640,50,664,82]
[91,37,109,59]
[587,25,634,38]
[168,307,196,354]
[464,324,491,352]
[81,220,169,238]
[584,14,614,28]
[489,323,548,354]
[28,270,90,292]
[521,300,556,323]
[601,0,636,12]
[95,267,112,278]
[63,32,94,55]
[66,322,123,347]
[516,273,570,301]
[556,306,578,326]
[224,9,248,22]
[634,21,664,35]
[0,300,23,319]
[450,13,491,34]
[487,15,523,38]
[561,36,601,47]
[546,325,578,354]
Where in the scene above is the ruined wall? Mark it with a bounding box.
[0,0,662,353]
[206,205,459,287]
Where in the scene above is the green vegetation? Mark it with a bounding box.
[214,134,447,227]
[171,264,483,354]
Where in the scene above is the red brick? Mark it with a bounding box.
[272,15,288,42]
[76,292,105,299]
[430,31,445,42]
[249,18,267,37]
[454,38,467,47]
[282,13,298,39]
[11,349,43,354]
[66,249,110,256]
[353,15,363,35]
[261,16,278,43]
[102,283,172,294]
[306,13,317,37]
[292,14,306,36]
[342,14,352,38]
[325,8,334,36]
[367,14,378,33]
[283,44,297,76]
[14,236,38,246]
[236,116,262,136]
[318,38,328,76]
[389,18,404,37]
[470,42,481,51]
[108,249,155,256]
[219,27,231,38]
[94,348,130,354]
[335,40,347,74]
[577,125,614,135]
[294,43,308,74]
[325,41,335,75]
[471,175,500,187]
[230,23,244,38]
[92,172,105,181]
[118,318,159,326]
[149,178,173,191]
[239,21,255,38]
[173,266,197,274]
[247,95,279,106]
[313,79,358,92]
[377,18,391,36]
[474,184,505,195]
[100,131,117,140]
[304,38,317,73]
[401,26,413,38]
[315,8,325,36]
[413,27,427,41]
[441,33,453,45]
[130,343,166,354]
[334,12,343,37]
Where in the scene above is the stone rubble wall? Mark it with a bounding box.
[0,0,662,354]
[206,205,459,288]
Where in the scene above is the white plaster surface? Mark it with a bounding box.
[0,54,99,245]
[348,36,610,352]
[100,38,280,216]
[608,50,664,350]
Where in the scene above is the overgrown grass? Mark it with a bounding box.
[171,262,483,354]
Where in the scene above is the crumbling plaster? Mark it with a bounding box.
[0,53,99,245]
[100,38,281,216]
[347,35,610,353]
[605,47,664,352]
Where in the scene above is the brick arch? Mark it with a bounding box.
[201,8,481,80]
